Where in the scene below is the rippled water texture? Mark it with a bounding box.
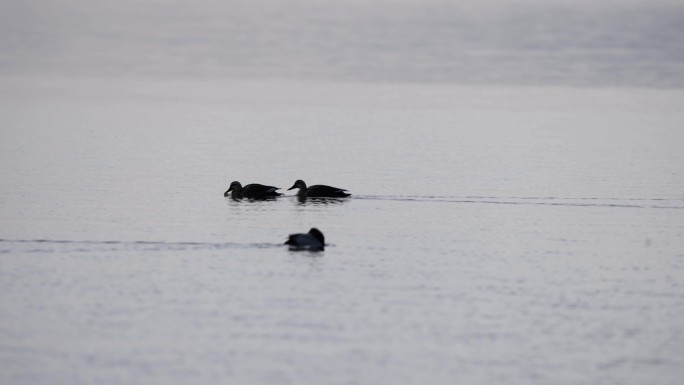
[1,0,684,384]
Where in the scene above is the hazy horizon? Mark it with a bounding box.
[2,0,683,88]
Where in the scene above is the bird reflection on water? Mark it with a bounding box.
[295,196,350,205]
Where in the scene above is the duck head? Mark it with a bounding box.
[287,179,307,191]
[308,228,325,245]
[224,181,243,197]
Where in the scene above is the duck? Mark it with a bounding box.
[287,179,350,198]
[224,181,282,199]
[285,228,325,251]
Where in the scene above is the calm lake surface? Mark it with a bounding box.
[1,1,684,384]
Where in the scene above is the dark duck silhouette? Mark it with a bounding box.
[285,228,325,251]
[224,181,282,199]
[287,179,350,198]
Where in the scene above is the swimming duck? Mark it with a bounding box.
[285,228,325,251]
[287,180,350,198]
[224,181,282,199]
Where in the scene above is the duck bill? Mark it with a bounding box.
[287,184,297,191]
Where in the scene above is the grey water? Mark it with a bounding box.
[2,0,684,384]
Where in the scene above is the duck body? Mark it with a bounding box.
[285,228,325,251]
[287,179,350,198]
[224,181,282,199]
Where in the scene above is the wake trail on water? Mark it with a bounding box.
[0,239,285,253]
[354,195,684,209]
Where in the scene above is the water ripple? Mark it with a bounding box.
[0,239,284,253]
[355,195,684,209]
